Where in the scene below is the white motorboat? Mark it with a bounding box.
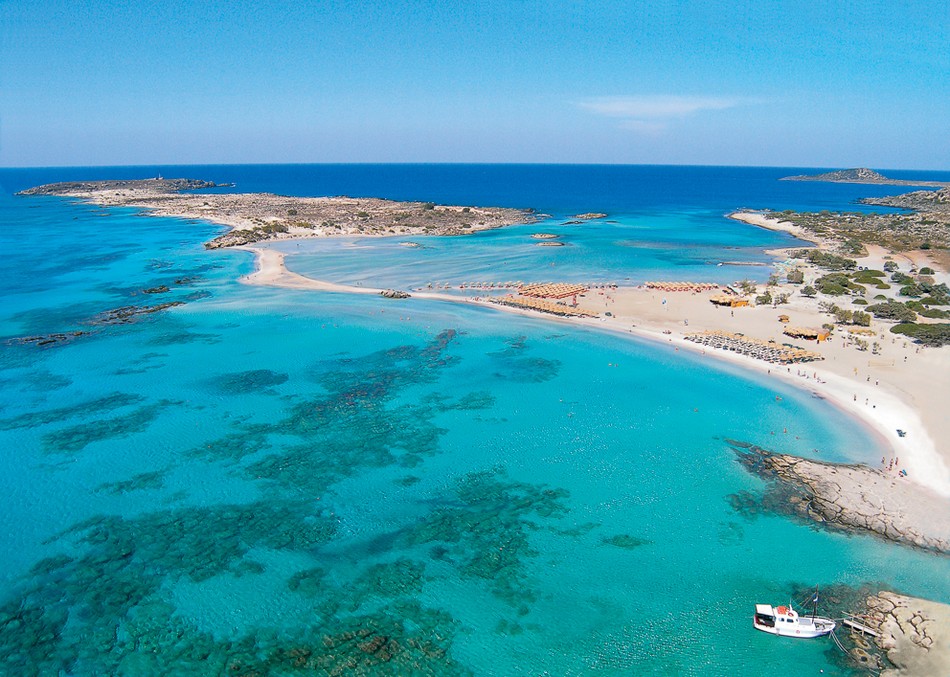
[753,601,835,638]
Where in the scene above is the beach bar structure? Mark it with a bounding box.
[783,326,831,342]
[709,294,750,308]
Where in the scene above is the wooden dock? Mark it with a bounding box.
[841,616,880,638]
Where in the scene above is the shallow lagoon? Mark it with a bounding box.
[1,167,948,675]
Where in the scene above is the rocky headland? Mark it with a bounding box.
[18,178,538,249]
[863,187,950,214]
[782,168,950,188]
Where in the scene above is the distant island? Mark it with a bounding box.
[18,178,538,248]
[781,167,950,188]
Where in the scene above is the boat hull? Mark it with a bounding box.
[753,617,835,638]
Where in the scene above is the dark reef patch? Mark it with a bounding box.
[40,400,178,454]
[147,329,221,346]
[0,329,575,675]
[209,369,289,395]
[601,534,652,549]
[187,426,273,465]
[0,491,474,675]
[403,468,570,606]
[98,470,167,495]
[0,370,72,396]
[0,392,145,430]
[488,335,561,383]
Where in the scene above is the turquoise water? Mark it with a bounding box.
[1,168,948,675]
[275,210,797,290]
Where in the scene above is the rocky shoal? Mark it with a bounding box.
[866,591,950,677]
[730,441,950,553]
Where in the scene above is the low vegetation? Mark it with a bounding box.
[891,323,950,346]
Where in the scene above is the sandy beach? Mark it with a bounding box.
[728,210,822,244]
[243,243,950,498]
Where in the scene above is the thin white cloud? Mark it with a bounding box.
[577,95,755,133]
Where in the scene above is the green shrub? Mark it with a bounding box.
[919,266,935,275]
[833,308,853,324]
[867,301,917,322]
[816,273,863,296]
[852,271,886,285]
[853,298,868,305]
[852,311,871,326]
[786,269,804,284]
[891,272,913,284]
[805,251,856,271]
[891,322,950,346]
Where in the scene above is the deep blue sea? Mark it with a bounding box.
[1,165,948,675]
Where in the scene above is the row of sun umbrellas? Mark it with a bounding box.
[684,330,824,364]
[645,281,721,292]
[489,295,597,318]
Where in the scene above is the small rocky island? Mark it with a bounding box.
[781,168,950,188]
[19,178,538,249]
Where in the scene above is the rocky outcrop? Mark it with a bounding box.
[862,187,950,214]
[730,441,950,553]
[379,289,410,299]
[866,592,950,676]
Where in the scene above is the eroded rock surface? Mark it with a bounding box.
[730,441,950,553]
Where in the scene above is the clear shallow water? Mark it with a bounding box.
[0,166,948,676]
[275,211,796,290]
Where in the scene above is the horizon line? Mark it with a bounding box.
[2,161,949,173]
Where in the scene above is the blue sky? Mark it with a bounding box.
[1,0,947,168]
